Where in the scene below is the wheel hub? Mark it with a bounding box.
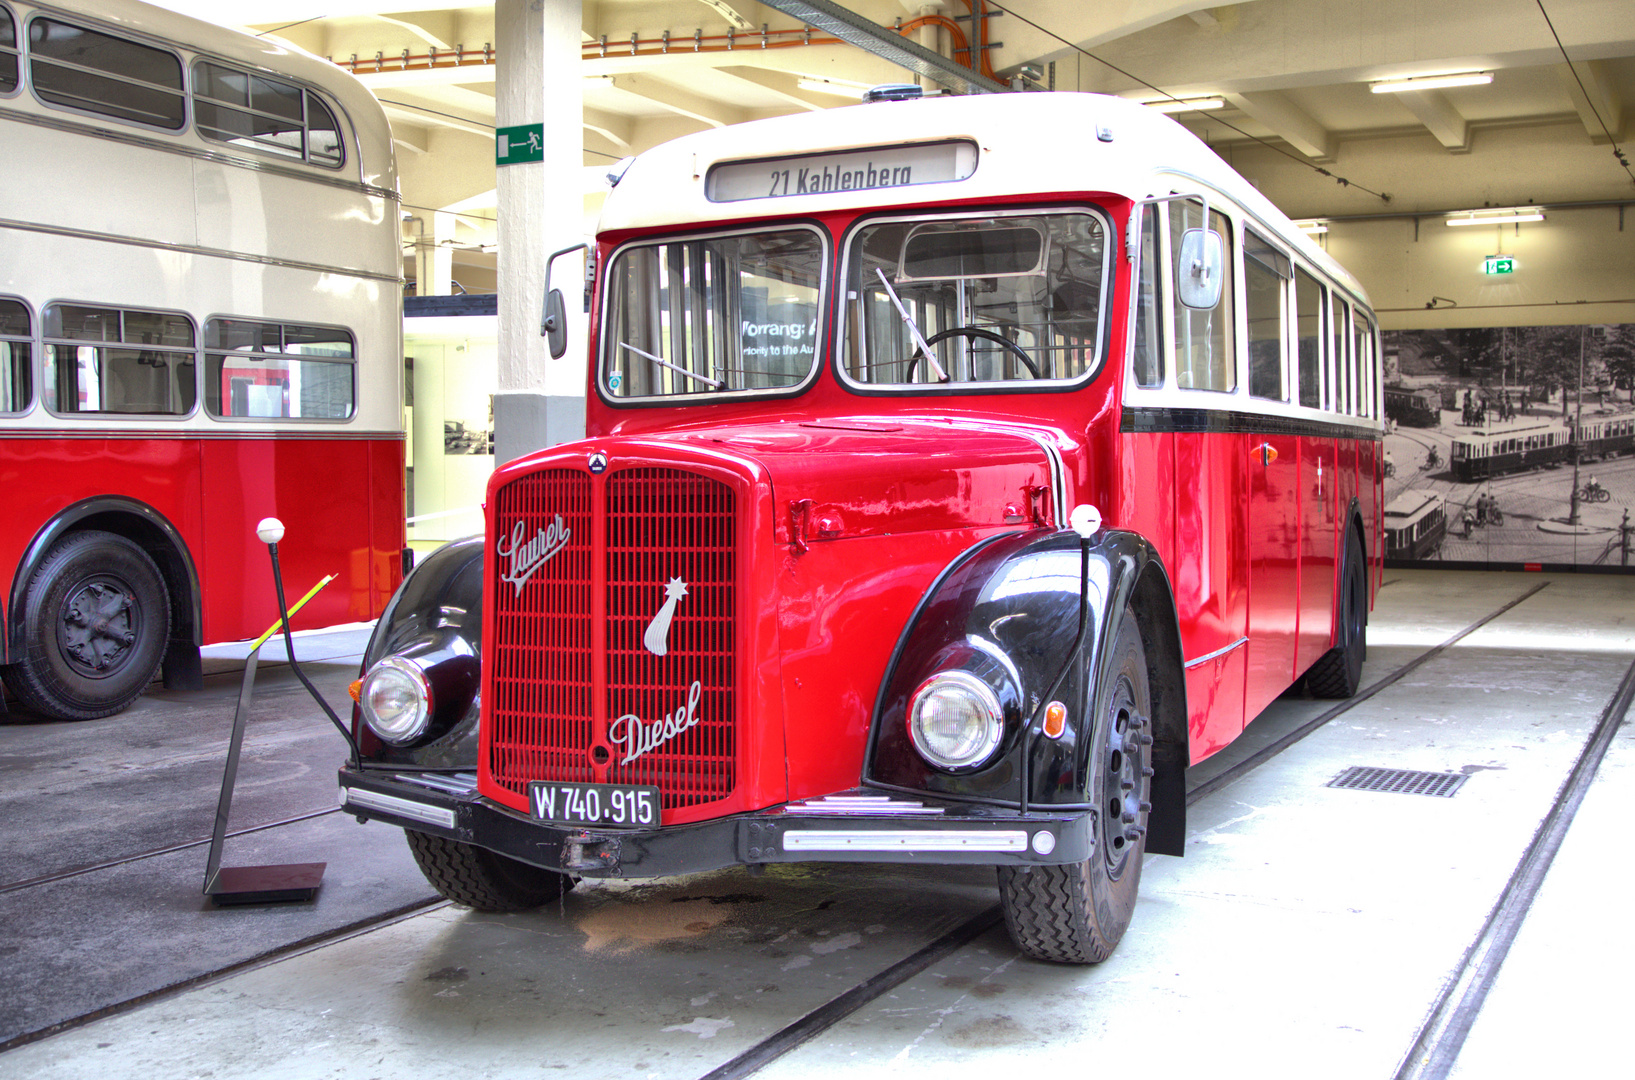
[60,581,140,677]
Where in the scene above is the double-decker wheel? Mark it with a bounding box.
[3,530,170,721]
[1307,530,1367,699]
[997,613,1151,964]
[405,830,575,911]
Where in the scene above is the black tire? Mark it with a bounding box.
[404,829,575,911]
[2,530,170,721]
[998,613,1151,964]
[1306,530,1367,699]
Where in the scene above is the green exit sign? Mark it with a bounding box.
[1483,255,1515,275]
[496,123,544,166]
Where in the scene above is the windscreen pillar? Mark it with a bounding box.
[494,0,585,465]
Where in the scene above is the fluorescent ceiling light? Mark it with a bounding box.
[1371,71,1493,94]
[1144,97,1226,114]
[1446,207,1544,227]
[798,78,867,99]
[1293,219,1329,235]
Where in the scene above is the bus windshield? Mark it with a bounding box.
[602,227,825,399]
[843,210,1108,388]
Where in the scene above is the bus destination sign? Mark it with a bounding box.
[706,140,978,203]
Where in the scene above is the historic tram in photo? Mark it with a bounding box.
[1384,386,1440,427]
[338,91,1384,965]
[1384,489,1447,562]
[1450,420,1572,481]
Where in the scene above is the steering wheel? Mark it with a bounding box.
[906,326,1040,381]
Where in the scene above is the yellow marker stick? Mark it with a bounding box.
[249,574,337,652]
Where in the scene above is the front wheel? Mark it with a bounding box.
[405,830,575,911]
[2,530,171,721]
[998,613,1151,964]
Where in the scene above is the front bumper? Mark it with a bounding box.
[339,768,1096,878]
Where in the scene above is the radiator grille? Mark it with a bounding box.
[487,465,737,813]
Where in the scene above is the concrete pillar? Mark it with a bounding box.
[412,210,455,296]
[494,0,585,466]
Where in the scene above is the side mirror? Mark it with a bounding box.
[543,290,568,359]
[1177,227,1224,309]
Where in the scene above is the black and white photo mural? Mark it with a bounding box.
[1381,322,1635,570]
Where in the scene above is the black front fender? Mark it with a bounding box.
[865,527,1184,842]
[354,536,486,768]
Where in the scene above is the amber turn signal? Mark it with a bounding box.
[1042,701,1068,739]
[348,679,363,702]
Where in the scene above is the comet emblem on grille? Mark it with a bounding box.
[643,577,689,656]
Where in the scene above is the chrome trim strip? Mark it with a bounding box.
[0,217,403,284]
[0,108,396,202]
[784,795,946,817]
[783,830,1028,852]
[341,786,458,830]
[1184,636,1249,669]
[394,772,480,796]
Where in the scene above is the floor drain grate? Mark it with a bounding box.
[1327,766,1468,797]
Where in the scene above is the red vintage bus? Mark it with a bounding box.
[341,90,1382,964]
[1,0,404,721]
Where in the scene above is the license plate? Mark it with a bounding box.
[529,781,660,827]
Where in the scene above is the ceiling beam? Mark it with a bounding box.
[583,106,635,150]
[694,0,756,30]
[757,0,1008,94]
[605,73,748,128]
[1224,90,1335,162]
[379,101,494,140]
[1557,60,1624,144]
[1391,89,1471,153]
[716,66,830,112]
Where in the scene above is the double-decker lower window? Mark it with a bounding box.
[205,318,355,420]
[604,228,824,399]
[28,17,184,129]
[0,297,29,414]
[845,210,1107,387]
[43,304,195,415]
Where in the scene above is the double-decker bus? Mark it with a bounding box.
[339,90,1382,965]
[1,0,404,721]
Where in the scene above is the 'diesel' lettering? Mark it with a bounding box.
[608,681,704,765]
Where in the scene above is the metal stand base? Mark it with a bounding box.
[206,862,327,905]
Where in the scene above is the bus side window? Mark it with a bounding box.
[0,297,30,413]
[1131,207,1162,388]
[28,17,185,130]
[204,318,356,420]
[1353,309,1376,418]
[1,7,19,94]
[1294,266,1324,409]
[1245,227,1291,402]
[42,304,196,416]
[1331,295,1351,415]
[1168,200,1235,392]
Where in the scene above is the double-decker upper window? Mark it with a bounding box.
[29,17,184,129]
[194,60,343,167]
[1,7,19,95]
[204,318,355,420]
[844,210,1108,389]
[0,297,30,414]
[604,228,825,399]
[43,304,196,416]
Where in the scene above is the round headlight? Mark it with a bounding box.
[359,657,433,745]
[907,670,1005,771]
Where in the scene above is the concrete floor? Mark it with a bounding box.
[1,569,1630,1079]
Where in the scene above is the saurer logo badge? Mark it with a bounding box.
[495,515,570,596]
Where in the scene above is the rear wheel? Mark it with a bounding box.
[405,830,575,911]
[1307,530,1367,699]
[998,613,1151,964]
[2,530,170,721]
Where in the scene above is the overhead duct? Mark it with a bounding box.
[759,0,1008,95]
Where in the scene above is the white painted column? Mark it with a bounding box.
[494,0,585,465]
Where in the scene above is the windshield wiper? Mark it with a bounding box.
[618,342,724,390]
[874,268,948,383]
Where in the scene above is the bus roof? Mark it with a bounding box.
[1384,489,1443,520]
[599,90,1368,307]
[27,0,395,191]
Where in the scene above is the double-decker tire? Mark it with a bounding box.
[997,613,1151,964]
[2,530,170,721]
[1307,530,1367,699]
[405,829,575,911]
